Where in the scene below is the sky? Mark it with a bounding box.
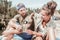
[8,0,60,10]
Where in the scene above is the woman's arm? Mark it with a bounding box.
[48,27,56,40]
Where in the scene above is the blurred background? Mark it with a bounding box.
[0,0,60,40]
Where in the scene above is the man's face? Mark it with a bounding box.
[18,7,27,17]
[40,10,51,22]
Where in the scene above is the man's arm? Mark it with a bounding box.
[26,29,43,37]
[8,18,22,31]
[2,18,23,35]
[25,13,43,37]
[48,27,56,40]
[2,29,22,36]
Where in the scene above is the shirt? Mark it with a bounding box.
[13,14,34,32]
[36,18,56,35]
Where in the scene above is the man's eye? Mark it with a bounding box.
[20,10,23,11]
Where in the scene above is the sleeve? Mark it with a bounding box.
[48,20,56,29]
[8,15,21,29]
[13,14,20,19]
[51,22,56,29]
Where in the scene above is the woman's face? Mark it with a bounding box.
[40,10,51,22]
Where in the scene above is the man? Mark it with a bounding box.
[2,3,43,40]
[9,3,34,40]
[13,3,44,40]
[1,3,33,40]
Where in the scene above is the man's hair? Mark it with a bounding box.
[16,3,25,10]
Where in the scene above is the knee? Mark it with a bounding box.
[35,37,43,40]
[13,34,24,40]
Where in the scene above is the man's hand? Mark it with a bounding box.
[2,30,12,36]
[36,33,43,37]
[26,30,33,35]
[15,25,22,32]
[33,32,43,37]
